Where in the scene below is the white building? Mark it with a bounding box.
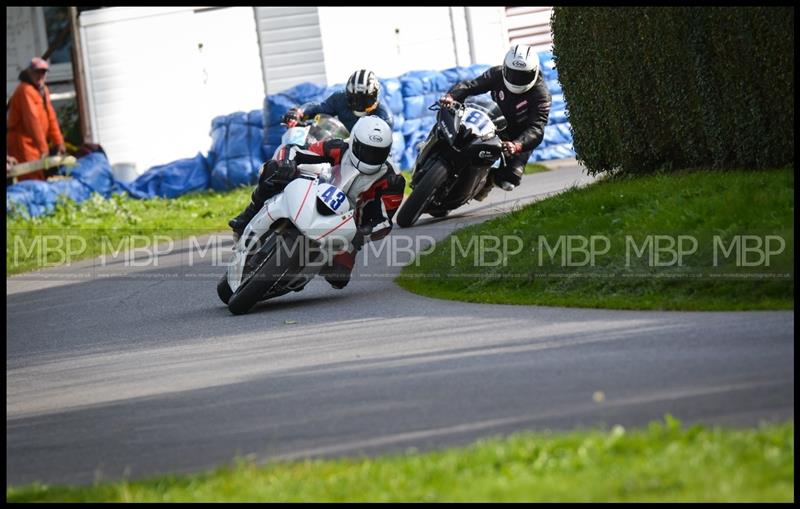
[6,6,553,175]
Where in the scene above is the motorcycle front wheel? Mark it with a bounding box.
[396,160,448,228]
[227,227,302,315]
[217,275,233,304]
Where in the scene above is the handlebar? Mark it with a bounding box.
[429,100,463,112]
[280,119,314,129]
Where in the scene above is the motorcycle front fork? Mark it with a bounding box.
[411,131,438,184]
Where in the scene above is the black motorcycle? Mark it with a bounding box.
[395,98,508,227]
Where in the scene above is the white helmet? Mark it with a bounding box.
[502,44,540,94]
[345,116,392,175]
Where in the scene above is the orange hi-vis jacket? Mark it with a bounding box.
[7,81,64,180]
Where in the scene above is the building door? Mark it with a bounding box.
[192,7,265,118]
[79,7,264,173]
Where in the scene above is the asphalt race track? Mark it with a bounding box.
[6,160,794,486]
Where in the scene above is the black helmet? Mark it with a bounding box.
[346,69,380,115]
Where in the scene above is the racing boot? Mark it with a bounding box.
[228,160,296,240]
[493,165,522,192]
[228,201,261,240]
[496,180,516,192]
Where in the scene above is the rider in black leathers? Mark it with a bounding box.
[440,44,551,195]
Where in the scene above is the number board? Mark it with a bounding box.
[462,108,495,138]
[317,183,348,213]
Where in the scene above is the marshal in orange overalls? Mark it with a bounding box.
[7,79,65,181]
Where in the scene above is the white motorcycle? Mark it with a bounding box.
[217,162,359,315]
[218,113,360,315]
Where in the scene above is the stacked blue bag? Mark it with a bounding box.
[207,110,265,191]
[532,51,575,162]
[237,52,573,182]
[379,76,406,166]
[397,64,491,169]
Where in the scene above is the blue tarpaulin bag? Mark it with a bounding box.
[70,152,115,198]
[123,152,210,199]
[379,78,405,115]
[49,178,92,204]
[6,180,60,218]
[403,95,427,120]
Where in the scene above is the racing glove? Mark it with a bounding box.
[350,224,374,252]
[439,94,455,108]
[282,108,303,127]
[261,159,298,185]
[502,141,523,155]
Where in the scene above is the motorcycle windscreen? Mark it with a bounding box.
[308,114,350,144]
[281,126,310,146]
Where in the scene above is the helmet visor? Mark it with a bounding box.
[503,66,537,87]
[348,93,378,113]
[352,138,390,166]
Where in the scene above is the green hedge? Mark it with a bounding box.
[551,7,794,175]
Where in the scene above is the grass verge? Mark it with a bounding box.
[6,188,253,276]
[397,168,793,310]
[525,162,550,174]
[6,418,793,502]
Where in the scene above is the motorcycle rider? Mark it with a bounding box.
[439,44,551,197]
[229,116,405,289]
[281,69,394,131]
